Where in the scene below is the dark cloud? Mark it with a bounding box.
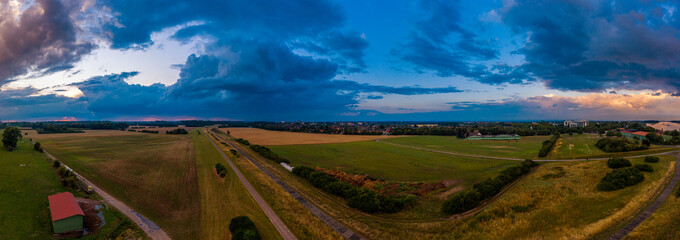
[0,0,95,82]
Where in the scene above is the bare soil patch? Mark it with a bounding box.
[222,127,398,145]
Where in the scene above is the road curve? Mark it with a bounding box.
[41,150,171,240]
[607,153,680,240]
[201,130,297,240]
[376,139,679,162]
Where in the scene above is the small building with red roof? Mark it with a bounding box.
[621,131,648,141]
[48,192,84,233]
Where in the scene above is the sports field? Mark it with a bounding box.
[269,140,518,183]
[379,135,550,159]
[222,127,396,145]
[37,131,201,239]
[0,137,145,239]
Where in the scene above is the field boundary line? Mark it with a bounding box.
[376,139,680,162]
[209,129,365,240]
[40,149,171,240]
[606,153,680,240]
[200,130,297,240]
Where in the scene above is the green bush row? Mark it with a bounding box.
[644,156,659,163]
[596,167,644,191]
[249,145,290,164]
[292,166,416,213]
[215,163,227,177]
[595,137,649,153]
[229,216,260,240]
[442,160,539,215]
[607,157,632,169]
[166,128,188,134]
[139,130,159,134]
[234,138,250,146]
[538,134,560,157]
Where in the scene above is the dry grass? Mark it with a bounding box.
[222,127,397,145]
[24,129,137,139]
[205,131,343,239]
[625,175,680,239]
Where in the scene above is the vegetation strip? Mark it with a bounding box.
[377,139,679,162]
[211,131,364,240]
[201,130,297,240]
[607,153,680,240]
[40,148,171,240]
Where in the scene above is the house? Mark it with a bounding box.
[48,192,84,234]
[564,120,589,127]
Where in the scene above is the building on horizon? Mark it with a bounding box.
[564,120,589,128]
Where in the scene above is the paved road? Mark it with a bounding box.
[42,150,171,240]
[210,130,364,240]
[377,139,679,162]
[607,153,680,240]
[201,130,297,240]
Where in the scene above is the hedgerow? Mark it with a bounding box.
[644,156,660,163]
[538,134,560,157]
[596,167,644,191]
[607,158,632,169]
[234,138,250,146]
[249,145,290,163]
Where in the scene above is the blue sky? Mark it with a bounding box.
[2,0,680,121]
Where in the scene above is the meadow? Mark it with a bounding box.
[549,134,674,159]
[37,131,201,239]
[625,180,680,239]
[0,137,145,239]
[380,135,550,159]
[222,127,396,145]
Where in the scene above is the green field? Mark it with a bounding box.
[193,131,281,240]
[548,134,605,158]
[0,138,144,239]
[39,132,201,239]
[380,135,550,159]
[269,140,518,183]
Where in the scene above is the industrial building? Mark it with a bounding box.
[564,120,589,127]
[48,192,84,234]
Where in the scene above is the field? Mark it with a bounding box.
[36,131,201,239]
[380,135,550,159]
[626,182,680,239]
[0,137,145,239]
[222,127,397,145]
[192,130,282,240]
[269,140,518,183]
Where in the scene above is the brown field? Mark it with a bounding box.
[221,127,398,145]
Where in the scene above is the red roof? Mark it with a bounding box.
[48,192,84,221]
[621,131,648,137]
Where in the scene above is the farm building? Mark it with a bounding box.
[621,131,648,141]
[48,192,84,233]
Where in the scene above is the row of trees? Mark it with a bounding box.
[249,145,290,164]
[292,166,416,213]
[166,128,189,134]
[538,134,560,157]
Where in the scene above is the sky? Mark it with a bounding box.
[2,0,680,121]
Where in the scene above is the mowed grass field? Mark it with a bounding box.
[449,155,676,239]
[0,137,144,239]
[269,140,518,183]
[222,127,397,145]
[380,135,550,159]
[548,134,605,159]
[37,131,201,239]
[192,131,281,240]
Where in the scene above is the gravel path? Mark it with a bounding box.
[607,153,680,240]
[201,131,297,240]
[42,150,171,240]
[211,131,364,240]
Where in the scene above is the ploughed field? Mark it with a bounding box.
[222,127,397,145]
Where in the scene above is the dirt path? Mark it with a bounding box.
[209,130,364,240]
[377,139,679,162]
[201,131,297,240]
[42,150,171,240]
[607,153,680,240]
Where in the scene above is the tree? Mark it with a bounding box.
[2,127,21,151]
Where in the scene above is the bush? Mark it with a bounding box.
[215,163,227,177]
[166,128,189,135]
[306,171,337,189]
[229,216,260,240]
[292,166,315,179]
[230,149,239,157]
[249,145,290,163]
[634,164,654,172]
[595,137,649,152]
[33,142,43,152]
[597,167,644,191]
[234,138,250,146]
[347,188,382,213]
[538,134,560,157]
[607,158,632,169]
[442,189,482,214]
[53,160,61,168]
[140,130,158,134]
[644,156,660,163]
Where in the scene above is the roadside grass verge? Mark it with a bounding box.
[38,131,201,239]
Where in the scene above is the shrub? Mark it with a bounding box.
[234,138,250,146]
[33,142,43,152]
[607,158,632,169]
[140,130,158,134]
[230,149,239,157]
[597,167,644,191]
[52,160,61,168]
[306,171,337,189]
[229,216,260,240]
[166,128,189,135]
[292,166,315,179]
[249,145,290,163]
[215,163,228,177]
[644,156,660,163]
[473,177,504,199]
[634,164,653,172]
[538,134,560,157]
[347,188,382,213]
[442,189,482,214]
[595,137,649,152]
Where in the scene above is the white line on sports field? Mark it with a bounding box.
[201,130,297,240]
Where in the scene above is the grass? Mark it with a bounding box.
[192,131,281,240]
[204,129,343,239]
[625,174,680,239]
[269,140,518,183]
[549,134,675,159]
[0,138,145,239]
[380,135,551,159]
[222,127,397,145]
[37,131,201,239]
